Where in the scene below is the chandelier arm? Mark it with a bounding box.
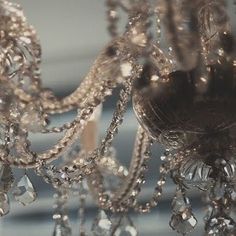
[40,39,128,115]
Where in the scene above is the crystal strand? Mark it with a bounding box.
[133,163,168,213]
[106,0,119,37]
[99,77,133,156]
[111,127,150,206]
[52,189,72,236]
[41,119,82,134]
[154,6,162,45]
[78,183,87,236]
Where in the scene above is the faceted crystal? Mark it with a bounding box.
[113,216,137,236]
[53,221,72,236]
[170,211,197,235]
[179,159,212,190]
[0,164,14,192]
[0,193,10,216]
[92,210,112,236]
[13,174,37,205]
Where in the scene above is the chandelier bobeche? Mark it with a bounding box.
[0,0,236,235]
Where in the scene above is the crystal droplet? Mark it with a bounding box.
[92,210,112,236]
[170,210,197,235]
[0,164,14,192]
[113,215,137,236]
[0,193,9,216]
[53,221,72,236]
[13,174,37,206]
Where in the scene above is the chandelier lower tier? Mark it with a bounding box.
[0,0,236,235]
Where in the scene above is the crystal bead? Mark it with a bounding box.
[113,215,137,236]
[0,193,10,216]
[0,164,14,192]
[170,210,197,235]
[13,174,37,206]
[53,221,72,236]
[92,210,112,236]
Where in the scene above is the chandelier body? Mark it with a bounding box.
[0,0,235,235]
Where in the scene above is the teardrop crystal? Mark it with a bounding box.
[92,210,112,236]
[0,193,9,216]
[13,174,37,206]
[113,215,137,236]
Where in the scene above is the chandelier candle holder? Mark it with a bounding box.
[0,0,235,235]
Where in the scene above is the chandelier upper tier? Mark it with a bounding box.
[0,0,236,235]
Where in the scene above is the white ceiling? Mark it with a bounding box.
[14,0,110,90]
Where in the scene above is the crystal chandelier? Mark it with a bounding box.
[0,0,236,235]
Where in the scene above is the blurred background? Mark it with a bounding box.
[0,1,209,235]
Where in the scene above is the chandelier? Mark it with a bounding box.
[0,0,236,235]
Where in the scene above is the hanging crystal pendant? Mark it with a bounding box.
[53,219,72,236]
[13,174,37,206]
[112,215,138,236]
[0,192,10,216]
[170,189,197,235]
[52,190,72,236]
[92,210,112,236]
[0,164,14,192]
[170,211,197,235]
